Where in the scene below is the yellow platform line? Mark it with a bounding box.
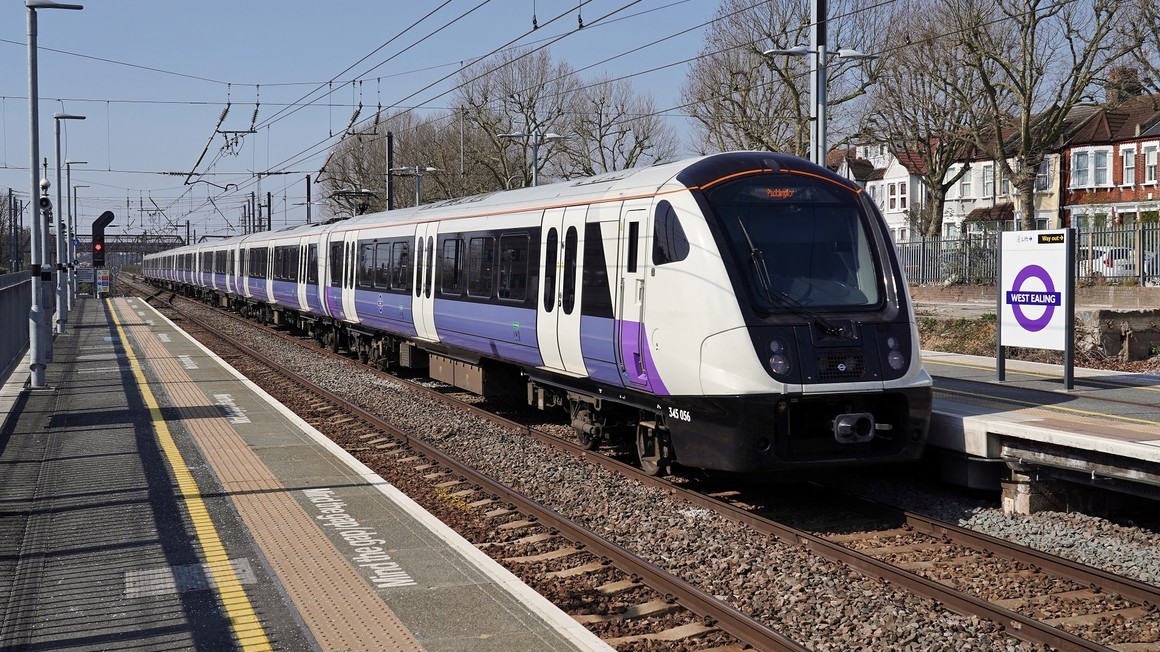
[925,355,1160,394]
[110,301,272,651]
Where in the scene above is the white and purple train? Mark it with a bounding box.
[144,151,931,475]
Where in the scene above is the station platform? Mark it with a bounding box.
[0,296,610,651]
[922,350,1160,503]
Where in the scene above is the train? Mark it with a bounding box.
[143,151,932,475]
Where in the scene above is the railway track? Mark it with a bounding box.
[126,278,1160,650]
[126,280,795,652]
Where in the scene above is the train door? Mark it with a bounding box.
[536,206,587,375]
[227,248,235,295]
[413,223,438,341]
[321,232,343,320]
[342,234,359,322]
[617,203,650,387]
[295,237,311,310]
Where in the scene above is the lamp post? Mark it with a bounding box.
[72,183,88,300]
[27,0,83,388]
[763,0,875,166]
[388,166,440,206]
[65,162,85,310]
[498,131,565,186]
[53,113,84,333]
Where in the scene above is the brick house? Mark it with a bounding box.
[1059,94,1160,229]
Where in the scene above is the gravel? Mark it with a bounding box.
[165,296,1160,650]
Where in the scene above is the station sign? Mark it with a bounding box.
[997,228,1075,388]
[76,267,94,283]
[999,230,1069,349]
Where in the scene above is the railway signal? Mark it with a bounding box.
[91,211,114,267]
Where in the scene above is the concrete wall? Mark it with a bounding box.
[911,284,1160,360]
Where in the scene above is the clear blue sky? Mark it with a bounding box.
[0,0,718,239]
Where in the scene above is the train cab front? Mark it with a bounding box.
[669,153,932,473]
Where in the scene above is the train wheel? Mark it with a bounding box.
[576,429,599,451]
[636,421,670,477]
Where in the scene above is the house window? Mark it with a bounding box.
[1070,147,1113,188]
[1145,144,1159,185]
[1071,151,1089,187]
[888,184,896,210]
[1033,160,1050,191]
[983,164,994,197]
[898,182,907,209]
[1000,170,1010,196]
[1094,150,1109,186]
[958,169,972,198]
[1121,146,1136,186]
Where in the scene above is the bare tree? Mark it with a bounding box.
[680,0,886,157]
[556,76,679,177]
[1123,0,1159,94]
[455,47,579,188]
[864,0,988,237]
[950,0,1132,229]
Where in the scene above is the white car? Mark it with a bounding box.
[1079,246,1137,278]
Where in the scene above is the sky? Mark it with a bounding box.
[0,0,719,241]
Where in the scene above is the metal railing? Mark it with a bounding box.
[896,224,1160,286]
[0,271,31,383]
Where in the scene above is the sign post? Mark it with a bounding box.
[997,229,1075,389]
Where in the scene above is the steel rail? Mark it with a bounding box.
[136,279,1121,651]
[139,286,809,652]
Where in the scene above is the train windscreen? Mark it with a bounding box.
[706,173,882,310]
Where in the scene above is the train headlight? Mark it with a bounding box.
[884,332,906,371]
[768,339,791,376]
[887,350,906,371]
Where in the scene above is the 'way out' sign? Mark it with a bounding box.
[997,228,1075,388]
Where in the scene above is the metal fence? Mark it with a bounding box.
[896,224,1160,286]
[0,271,30,383]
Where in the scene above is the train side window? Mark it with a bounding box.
[357,241,375,289]
[329,242,343,287]
[543,228,558,312]
[626,221,639,273]
[391,241,411,292]
[467,236,495,299]
[440,238,464,295]
[306,244,318,284]
[498,233,529,302]
[374,242,391,289]
[652,201,689,265]
[425,236,434,299]
[415,237,425,298]
[562,226,578,314]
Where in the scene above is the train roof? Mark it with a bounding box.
[147,151,842,258]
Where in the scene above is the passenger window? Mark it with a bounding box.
[544,228,558,312]
[375,243,391,288]
[652,201,690,265]
[627,221,639,273]
[468,236,495,298]
[498,234,529,302]
[357,242,375,288]
[563,226,578,314]
[415,238,425,298]
[392,242,411,292]
[425,236,434,299]
[307,245,318,284]
[329,242,343,287]
[441,238,464,295]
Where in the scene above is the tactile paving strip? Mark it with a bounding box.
[115,299,424,652]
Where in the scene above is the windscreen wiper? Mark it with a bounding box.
[737,218,845,338]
